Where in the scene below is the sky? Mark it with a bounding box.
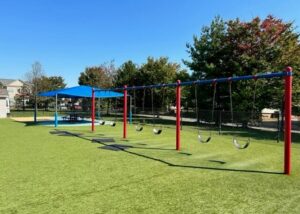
[0,0,299,86]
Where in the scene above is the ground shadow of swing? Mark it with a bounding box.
[96,142,282,175]
[50,130,283,175]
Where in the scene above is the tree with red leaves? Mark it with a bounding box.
[184,15,300,113]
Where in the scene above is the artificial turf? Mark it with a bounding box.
[1,118,300,213]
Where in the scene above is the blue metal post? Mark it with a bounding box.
[129,111,132,124]
[54,93,58,127]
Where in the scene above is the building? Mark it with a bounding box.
[0,79,25,108]
[0,89,10,118]
[261,108,280,119]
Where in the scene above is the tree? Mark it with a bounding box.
[184,15,300,113]
[15,84,31,110]
[0,82,4,89]
[25,62,44,121]
[78,61,116,113]
[78,61,116,88]
[38,76,66,110]
[38,76,66,92]
[138,57,186,110]
[114,60,139,87]
[113,57,190,111]
[24,62,66,111]
[26,62,44,92]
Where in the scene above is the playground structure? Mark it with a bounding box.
[92,67,293,175]
[39,85,123,127]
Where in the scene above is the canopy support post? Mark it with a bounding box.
[123,85,127,139]
[54,93,58,127]
[91,88,95,132]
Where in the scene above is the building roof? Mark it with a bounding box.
[0,78,23,86]
[0,89,9,97]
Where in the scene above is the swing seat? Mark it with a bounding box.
[198,130,211,143]
[232,138,250,149]
[153,128,162,135]
[99,121,105,125]
[198,134,211,143]
[135,125,143,132]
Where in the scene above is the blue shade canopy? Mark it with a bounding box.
[39,85,123,98]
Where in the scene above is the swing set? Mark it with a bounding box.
[97,97,118,127]
[91,67,293,175]
[131,87,164,134]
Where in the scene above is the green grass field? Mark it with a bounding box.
[1,119,300,213]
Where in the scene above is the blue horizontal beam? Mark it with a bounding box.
[95,71,291,92]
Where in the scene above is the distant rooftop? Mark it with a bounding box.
[0,89,9,97]
[0,79,24,86]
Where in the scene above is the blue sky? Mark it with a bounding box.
[0,0,299,86]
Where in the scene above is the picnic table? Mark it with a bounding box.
[62,113,81,122]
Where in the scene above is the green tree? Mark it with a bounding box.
[138,57,186,110]
[78,61,116,113]
[113,57,190,112]
[38,76,66,110]
[184,15,300,114]
[78,61,116,88]
[39,76,66,92]
[0,82,4,89]
[114,60,139,87]
[15,84,31,110]
[26,76,66,110]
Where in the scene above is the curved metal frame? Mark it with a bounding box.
[135,125,143,132]
[198,130,211,143]
[153,128,162,135]
[232,138,250,149]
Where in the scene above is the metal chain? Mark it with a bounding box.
[194,85,199,126]
[229,82,234,123]
[211,83,217,122]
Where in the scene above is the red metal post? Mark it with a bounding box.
[176,80,181,150]
[123,85,127,139]
[91,88,95,132]
[284,66,292,175]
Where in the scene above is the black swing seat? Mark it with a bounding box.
[135,125,143,132]
[99,121,105,125]
[198,134,211,143]
[153,128,162,135]
[198,130,211,143]
[232,138,250,149]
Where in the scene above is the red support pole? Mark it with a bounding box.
[123,85,127,139]
[284,66,292,175]
[91,88,95,132]
[176,80,181,150]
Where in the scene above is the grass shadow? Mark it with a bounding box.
[52,129,283,175]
